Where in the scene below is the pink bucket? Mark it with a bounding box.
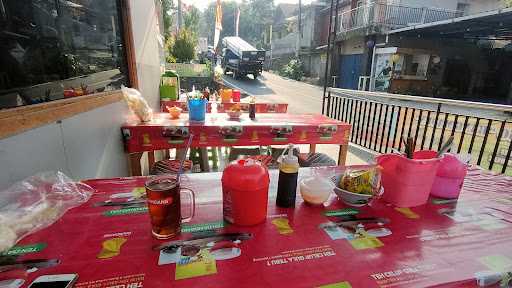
[376,151,441,207]
[430,154,467,199]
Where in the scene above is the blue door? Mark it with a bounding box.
[339,54,363,89]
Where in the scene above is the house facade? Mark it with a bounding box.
[332,0,505,91]
[273,0,505,88]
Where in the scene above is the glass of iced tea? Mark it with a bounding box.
[145,174,195,239]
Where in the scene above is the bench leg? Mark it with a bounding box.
[128,152,144,176]
[309,144,316,154]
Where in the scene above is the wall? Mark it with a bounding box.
[0,101,131,190]
[0,0,163,189]
[398,0,458,11]
[467,0,504,14]
[340,36,365,55]
[398,0,503,13]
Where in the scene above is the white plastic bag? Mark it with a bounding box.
[121,85,153,122]
[0,171,93,252]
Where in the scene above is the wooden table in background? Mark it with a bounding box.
[160,100,288,113]
[121,113,351,176]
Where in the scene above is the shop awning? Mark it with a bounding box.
[387,7,512,40]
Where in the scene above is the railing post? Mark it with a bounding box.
[326,91,332,116]
[421,7,427,24]
[429,103,442,150]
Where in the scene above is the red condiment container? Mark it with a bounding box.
[232,90,241,102]
[222,159,269,226]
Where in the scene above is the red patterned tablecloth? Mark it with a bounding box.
[121,113,351,153]
[161,101,288,113]
[3,166,512,287]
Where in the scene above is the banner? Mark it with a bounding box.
[235,6,240,37]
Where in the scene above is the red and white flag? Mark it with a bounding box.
[214,0,223,50]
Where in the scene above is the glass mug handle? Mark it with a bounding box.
[180,187,195,223]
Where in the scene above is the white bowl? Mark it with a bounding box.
[300,177,333,205]
[331,174,374,207]
[227,110,242,119]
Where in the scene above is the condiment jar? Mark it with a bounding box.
[222,159,269,225]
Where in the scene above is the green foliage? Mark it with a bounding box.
[161,0,175,39]
[168,28,197,63]
[184,6,201,39]
[200,0,274,49]
[279,58,304,81]
[504,0,512,7]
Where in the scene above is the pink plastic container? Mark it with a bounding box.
[376,151,441,207]
[232,90,241,102]
[430,154,467,199]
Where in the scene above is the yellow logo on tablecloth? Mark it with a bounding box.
[142,133,151,146]
[200,132,207,143]
[299,130,308,141]
[251,131,259,141]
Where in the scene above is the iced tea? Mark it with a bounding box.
[145,176,183,239]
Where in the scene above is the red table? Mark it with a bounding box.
[3,166,512,287]
[121,113,351,176]
[161,100,288,113]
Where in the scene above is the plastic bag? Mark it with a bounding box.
[121,85,153,122]
[339,166,382,195]
[0,171,93,253]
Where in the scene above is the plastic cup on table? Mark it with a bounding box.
[376,150,441,207]
[220,89,232,103]
[188,99,207,122]
[430,153,468,199]
[232,90,241,102]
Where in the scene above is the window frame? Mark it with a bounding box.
[0,0,138,140]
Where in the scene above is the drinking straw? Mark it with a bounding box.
[437,136,454,157]
[178,134,194,181]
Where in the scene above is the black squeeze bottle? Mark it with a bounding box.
[249,96,256,119]
[276,144,299,208]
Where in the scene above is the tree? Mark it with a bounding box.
[504,0,512,7]
[200,0,274,49]
[169,28,197,63]
[161,0,175,38]
[184,6,201,38]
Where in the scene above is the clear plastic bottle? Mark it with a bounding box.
[211,92,218,121]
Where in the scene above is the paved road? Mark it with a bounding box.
[222,71,367,165]
[222,72,324,114]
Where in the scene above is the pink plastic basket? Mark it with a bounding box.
[430,154,467,199]
[376,151,441,207]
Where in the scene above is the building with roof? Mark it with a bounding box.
[370,7,512,104]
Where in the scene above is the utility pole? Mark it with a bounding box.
[322,0,339,115]
[295,0,302,57]
[177,0,182,31]
[269,24,273,69]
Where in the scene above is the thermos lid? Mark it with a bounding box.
[222,159,269,190]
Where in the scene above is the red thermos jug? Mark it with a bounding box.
[222,159,269,226]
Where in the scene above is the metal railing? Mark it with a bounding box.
[324,88,512,175]
[338,3,463,33]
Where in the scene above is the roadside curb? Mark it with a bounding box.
[267,72,323,90]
